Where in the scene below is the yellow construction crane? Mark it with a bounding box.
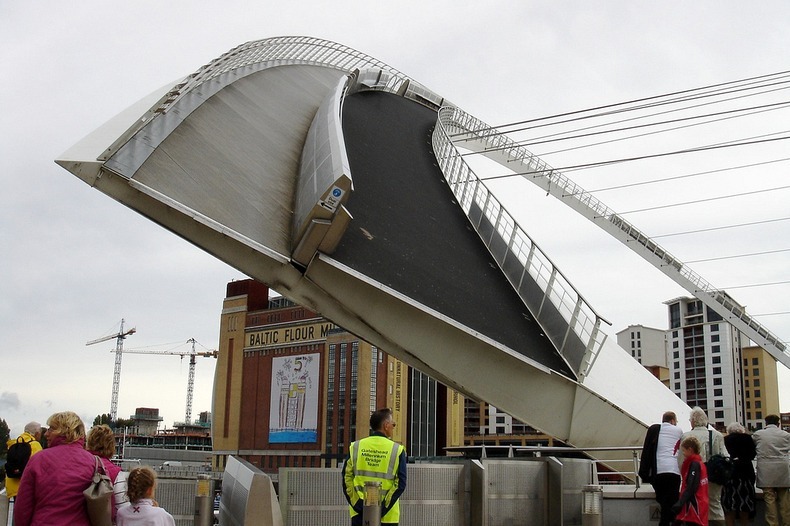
[122,338,217,425]
[86,319,136,422]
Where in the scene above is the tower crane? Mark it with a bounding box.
[86,319,136,422]
[121,338,217,425]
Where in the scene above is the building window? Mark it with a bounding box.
[755,390,761,398]
[715,410,724,419]
[715,400,723,407]
[745,380,750,388]
[714,389,722,396]
[753,368,760,376]
[756,411,763,419]
[714,377,722,385]
[674,372,681,379]
[712,345,720,353]
[673,341,679,349]
[673,351,679,359]
[712,356,721,364]
[675,382,681,390]
[754,379,761,387]
[713,367,721,375]
[752,358,759,365]
[756,401,762,408]
[711,323,719,332]
[669,303,681,329]
[711,334,720,342]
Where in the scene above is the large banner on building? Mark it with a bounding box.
[269,353,320,443]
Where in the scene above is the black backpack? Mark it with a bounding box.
[5,437,33,479]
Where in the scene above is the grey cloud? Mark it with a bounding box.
[0,392,21,411]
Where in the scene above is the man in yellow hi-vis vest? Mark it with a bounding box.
[343,408,407,525]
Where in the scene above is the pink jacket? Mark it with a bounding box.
[14,435,96,526]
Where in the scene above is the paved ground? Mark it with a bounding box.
[335,91,572,377]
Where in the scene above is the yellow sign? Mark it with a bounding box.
[246,322,333,348]
[390,358,405,444]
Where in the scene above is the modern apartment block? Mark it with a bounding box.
[616,324,668,367]
[616,324,669,387]
[665,296,745,428]
[742,345,781,430]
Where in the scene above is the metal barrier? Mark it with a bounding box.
[516,445,644,487]
[194,474,213,526]
[0,491,9,526]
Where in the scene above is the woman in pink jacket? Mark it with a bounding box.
[14,411,97,526]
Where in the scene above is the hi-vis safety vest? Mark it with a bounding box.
[347,435,405,523]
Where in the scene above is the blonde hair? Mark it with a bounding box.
[681,435,701,455]
[127,466,157,503]
[87,424,116,458]
[46,411,86,444]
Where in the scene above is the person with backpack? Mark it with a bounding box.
[4,421,43,499]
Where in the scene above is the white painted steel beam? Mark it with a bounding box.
[57,38,692,462]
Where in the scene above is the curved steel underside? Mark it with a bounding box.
[56,38,691,456]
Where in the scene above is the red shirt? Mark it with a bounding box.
[676,453,709,525]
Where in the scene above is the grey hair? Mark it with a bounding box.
[726,422,746,434]
[689,407,709,428]
[24,421,42,435]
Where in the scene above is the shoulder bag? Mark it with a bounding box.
[705,429,733,485]
[84,455,114,526]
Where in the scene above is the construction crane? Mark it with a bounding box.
[122,338,217,424]
[86,319,136,422]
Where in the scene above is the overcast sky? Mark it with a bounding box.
[1,1,788,437]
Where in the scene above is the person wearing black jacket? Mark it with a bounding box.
[722,422,756,525]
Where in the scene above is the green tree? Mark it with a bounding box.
[0,418,9,484]
[0,418,9,457]
[92,414,135,431]
[115,418,135,430]
[93,414,113,426]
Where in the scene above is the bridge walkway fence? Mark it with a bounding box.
[2,449,774,525]
[0,470,223,526]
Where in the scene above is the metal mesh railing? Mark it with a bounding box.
[154,37,408,113]
[433,106,609,378]
[437,106,787,357]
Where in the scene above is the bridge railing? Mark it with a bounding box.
[439,105,788,359]
[516,445,644,487]
[434,106,609,379]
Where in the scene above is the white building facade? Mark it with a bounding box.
[616,324,668,367]
[665,296,745,428]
